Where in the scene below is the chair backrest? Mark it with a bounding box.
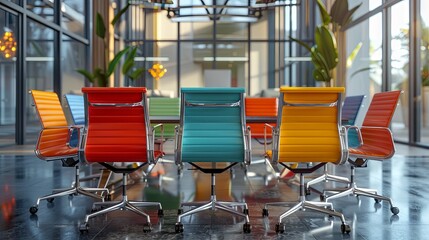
[274,87,346,164]
[341,95,365,147]
[178,87,247,163]
[349,91,402,159]
[342,95,365,125]
[149,97,180,138]
[81,87,152,163]
[65,94,85,125]
[362,91,402,128]
[30,90,77,160]
[245,97,278,138]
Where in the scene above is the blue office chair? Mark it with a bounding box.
[174,87,252,233]
[64,94,85,148]
[305,95,365,194]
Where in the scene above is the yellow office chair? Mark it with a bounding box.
[262,87,351,234]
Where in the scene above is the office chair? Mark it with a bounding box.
[64,94,113,190]
[262,87,351,234]
[78,87,163,233]
[321,91,401,216]
[245,97,278,163]
[149,97,180,139]
[28,90,108,215]
[305,95,365,194]
[174,87,252,233]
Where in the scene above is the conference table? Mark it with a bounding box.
[150,116,277,124]
[98,115,277,190]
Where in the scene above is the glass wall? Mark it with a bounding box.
[390,1,409,142]
[345,0,427,146]
[0,9,18,146]
[419,0,429,144]
[61,35,86,96]
[61,0,86,37]
[0,1,89,145]
[26,20,55,142]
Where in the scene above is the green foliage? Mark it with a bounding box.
[77,3,143,86]
[290,0,360,83]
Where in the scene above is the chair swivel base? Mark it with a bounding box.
[175,173,251,234]
[29,165,109,214]
[79,173,163,234]
[305,164,350,195]
[322,183,399,215]
[321,164,400,215]
[262,173,351,234]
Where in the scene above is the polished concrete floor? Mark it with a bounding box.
[0,141,428,240]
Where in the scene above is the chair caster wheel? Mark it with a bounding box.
[91,207,100,213]
[29,206,38,214]
[320,195,326,201]
[243,223,252,233]
[243,208,249,215]
[305,188,311,195]
[68,194,74,200]
[47,198,54,203]
[175,223,184,233]
[158,209,164,217]
[341,224,351,234]
[391,207,400,215]
[374,198,380,203]
[275,223,285,234]
[79,223,89,233]
[177,209,183,215]
[143,223,152,233]
[262,208,269,217]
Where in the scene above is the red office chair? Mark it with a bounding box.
[78,87,164,233]
[322,91,401,215]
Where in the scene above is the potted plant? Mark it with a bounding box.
[77,4,144,87]
[290,0,361,87]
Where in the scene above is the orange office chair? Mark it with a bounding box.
[28,90,108,215]
[261,87,351,234]
[321,91,401,216]
[78,87,163,233]
[245,97,278,163]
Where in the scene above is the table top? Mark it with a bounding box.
[150,116,277,124]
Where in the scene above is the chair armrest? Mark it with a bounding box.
[244,126,252,165]
[264,123,275,157]
[149,123,164,163]
[174,125,183,165]
[338,126,349,165]
[345,125,364,147]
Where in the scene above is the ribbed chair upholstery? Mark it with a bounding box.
[262,87,351,234]
[322,91,401,216]
[28,90,108,215]
[174,87,252,233]
[64,93,112,188]
[149,97,180,139]
[305,95,365,194]
[245,97,278,163]
[78,87,163,233]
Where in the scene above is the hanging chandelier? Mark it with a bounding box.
[0,29,17,59]
[130,0,301,23]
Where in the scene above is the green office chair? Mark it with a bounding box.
[174,87,252,233]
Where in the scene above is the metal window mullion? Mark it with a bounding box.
[409,0,420,143]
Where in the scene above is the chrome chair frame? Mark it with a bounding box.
[174,88,252,233]
[78,89,164,233]
[262,88,351,234]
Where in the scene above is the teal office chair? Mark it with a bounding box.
[305,95,365,194]
[174,87,252,233]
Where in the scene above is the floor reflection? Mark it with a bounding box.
[0,144,428,239]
